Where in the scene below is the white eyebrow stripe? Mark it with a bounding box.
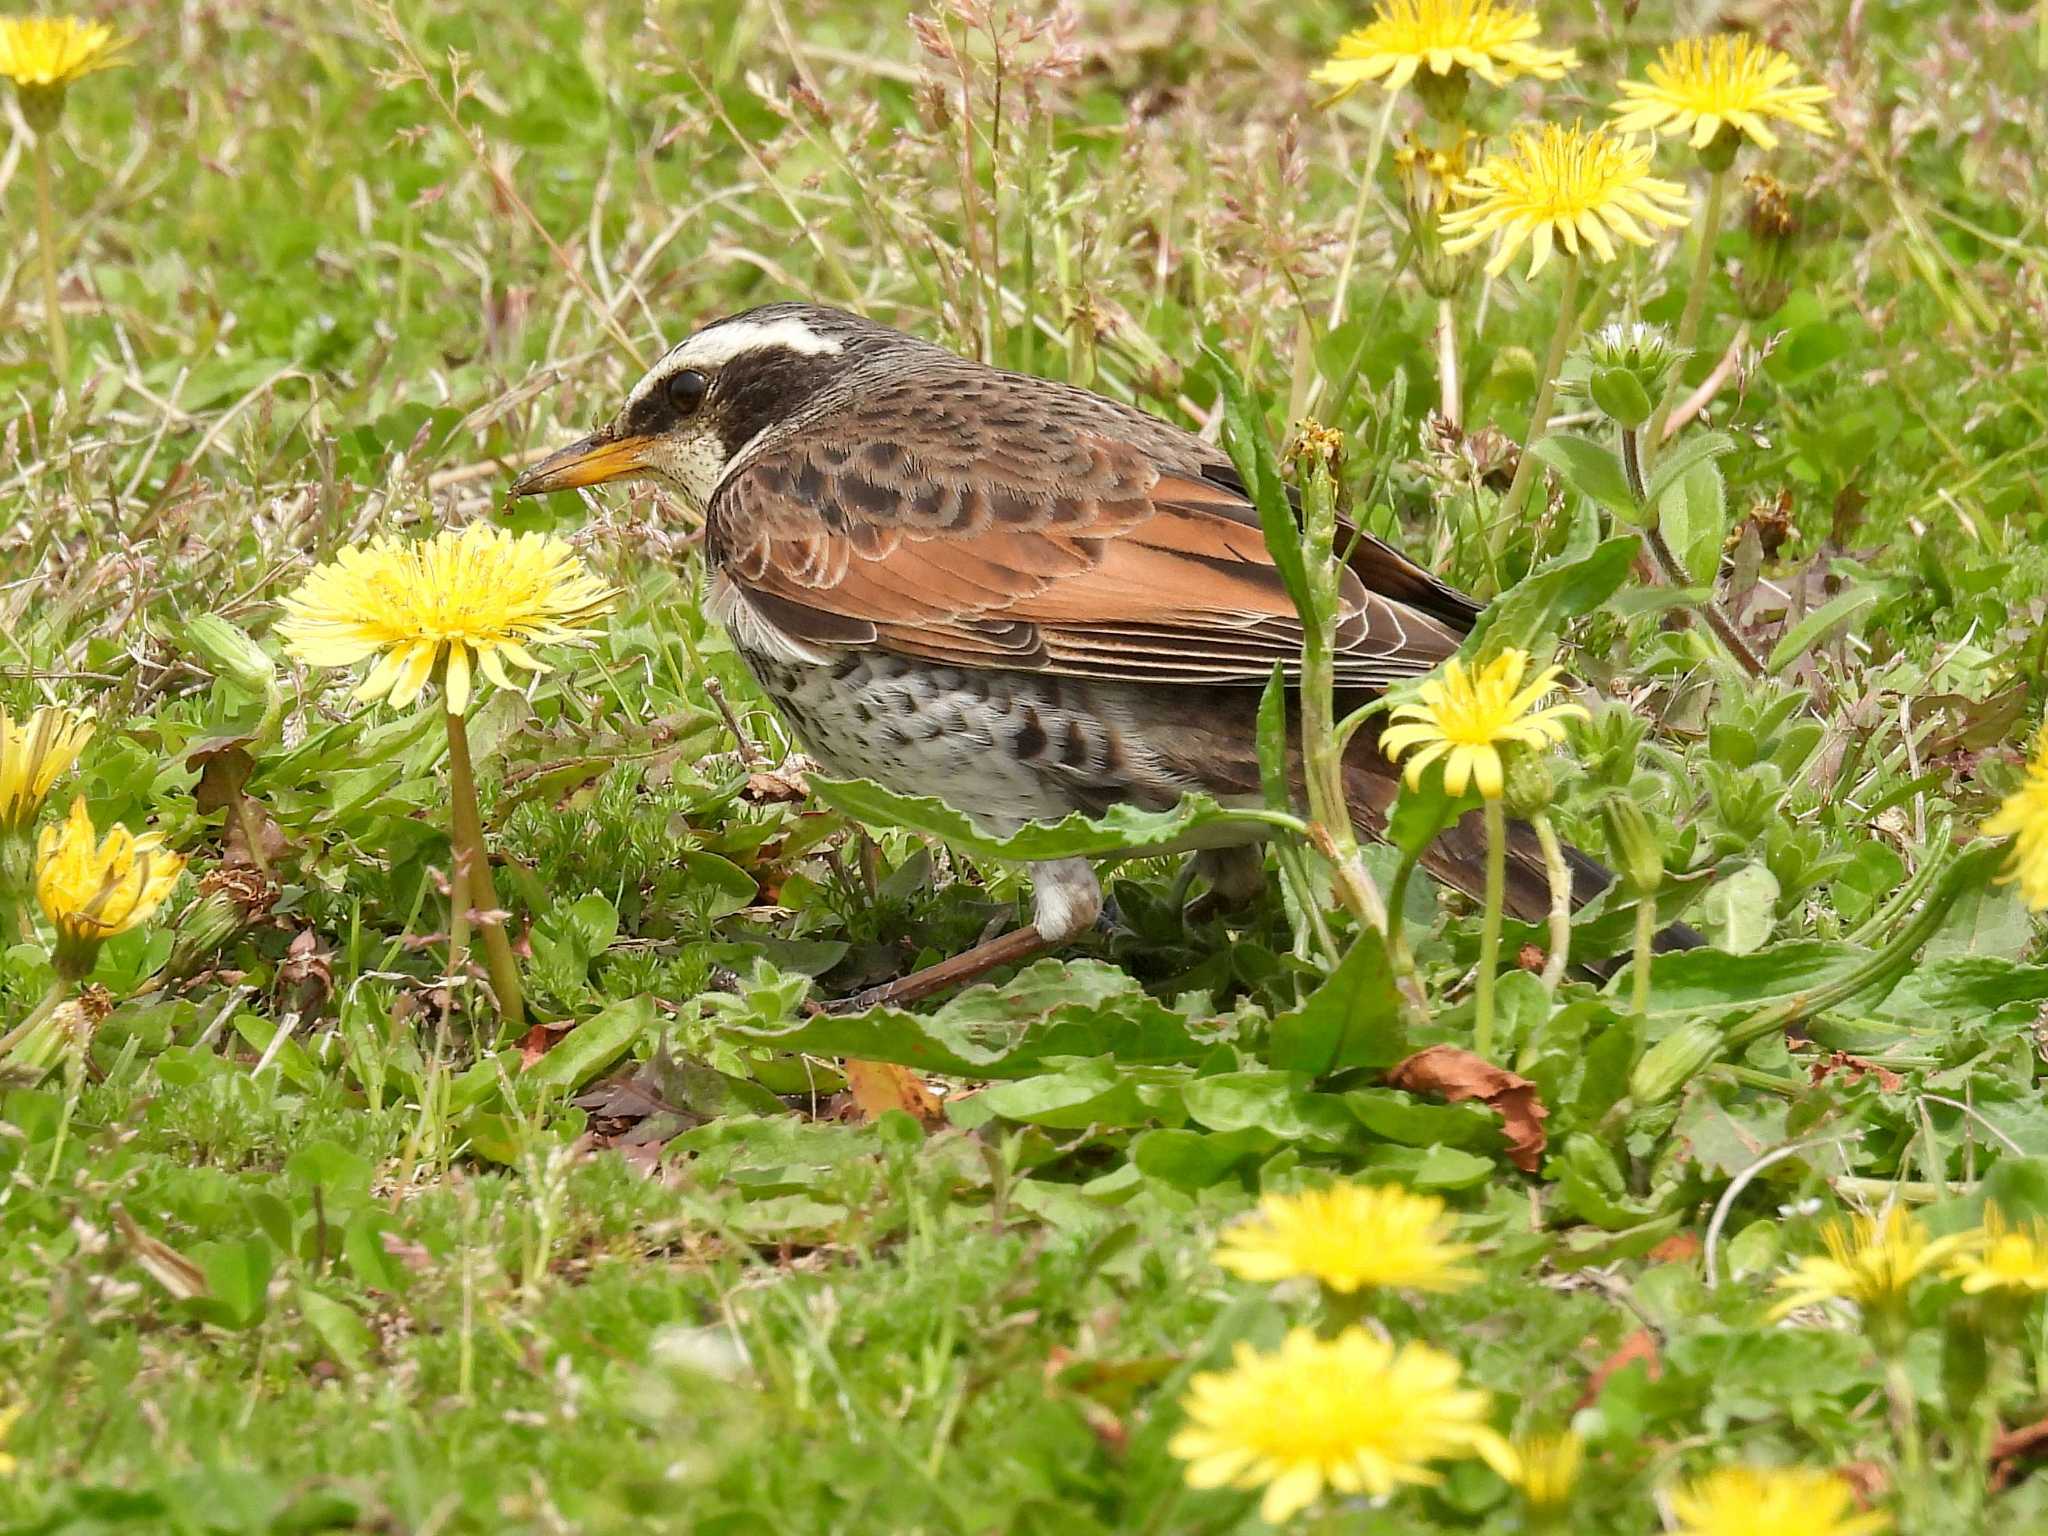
[624,316,846,413]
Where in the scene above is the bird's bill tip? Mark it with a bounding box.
[508,432,653,497]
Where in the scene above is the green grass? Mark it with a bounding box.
[4,0,2048,1531]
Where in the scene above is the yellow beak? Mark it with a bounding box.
[509,431,655,497]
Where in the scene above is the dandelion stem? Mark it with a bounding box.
[1631,891,1656,1023]
[1494,258,1582,543]
[444,709,524,1030]
[1436,297,1462,426]
[1531,812,1572,990]
[1646,167,1730,455]
[1476,796,1506,1060]
[34,134,69,388]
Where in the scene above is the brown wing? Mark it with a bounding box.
[705,369,1475,688]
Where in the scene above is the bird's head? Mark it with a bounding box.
[509,303,897,509]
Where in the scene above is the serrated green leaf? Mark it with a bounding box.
[1265,928,1406,1075]
[729,959,1234,1078]
[809,775,1300,862]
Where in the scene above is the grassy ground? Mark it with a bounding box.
[4,0,2048,1531]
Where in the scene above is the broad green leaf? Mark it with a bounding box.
[1345,1089,1502,1149]
[1527,434,1637,519]
[808,776,1298,863]
[976,1059,1189,1131]
[1132,1127,1278,1189]
[192,1238,275,1330]
[1640,430,1736,512]
[1982,1157,2048,1225]
[1765,584,1887,672]
[1657,459,1728,584]
[1620,940,1871,1024]
[1464,535,1640,660]
[1179,1071,1359,1150]
[524,995,656,1090]
[285,1139,373,1205]
[1698,864,1781,954]
[1877,958,2048,1024]
[731,959,1234,1078]
[1354,1143,1497,1190]
[297,1285,375,1373]
[1265,928,1406,1075]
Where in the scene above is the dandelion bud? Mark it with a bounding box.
[1599,794,1665,897]
[1501,748,1555,819]
[165,867,274,980]
[184,615,279,699]
[1393,135,1474,299]
[1735,172,1801,319]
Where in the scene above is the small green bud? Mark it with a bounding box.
[185,615,278,697]
[1599,794,1666,897]
[1588,366,1654,430]
[1629,1018,1724,1104]
[1571,322,1688,430]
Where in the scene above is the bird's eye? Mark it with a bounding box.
[666,369,708,415]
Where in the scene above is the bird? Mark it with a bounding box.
[510,302,1677,1007]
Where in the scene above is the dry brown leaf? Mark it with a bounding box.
[842,1060,943,1126]
[1576,1327,1662,1411]
[113,1205,208,1300]
[1648,1231,1705,1265]
[1387,1043,1549,1172]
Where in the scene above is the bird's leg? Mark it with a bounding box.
[833,857,1100,1013]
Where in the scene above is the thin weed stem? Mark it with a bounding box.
[445,708,524,1030]
[1476,796,1506,1059]
[1494,259,1583,547]
[35,136,69,388]
[1645,167,1729,455]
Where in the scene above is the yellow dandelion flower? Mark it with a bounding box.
[1947,1207,2048,1296]
[1611,35,1833,154]
[0,1395,21,1477]
[1380,648,1587,800]
[35,797,185,978]
[1439,121,1693,278]
[277,522,614,716]
[1983,726,2048,912]
[1769,1207,1971,1321]
[1170,1326,1511,1525]
[1214,1181,1476,1294]
[1502,1430,1583,1515]
[0,705,93,837]
[1669,1464,1889,1536]
[1312,0,1576,99]
[0,15,123,91]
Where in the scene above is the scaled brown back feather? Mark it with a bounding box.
[706,358,1477,688]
